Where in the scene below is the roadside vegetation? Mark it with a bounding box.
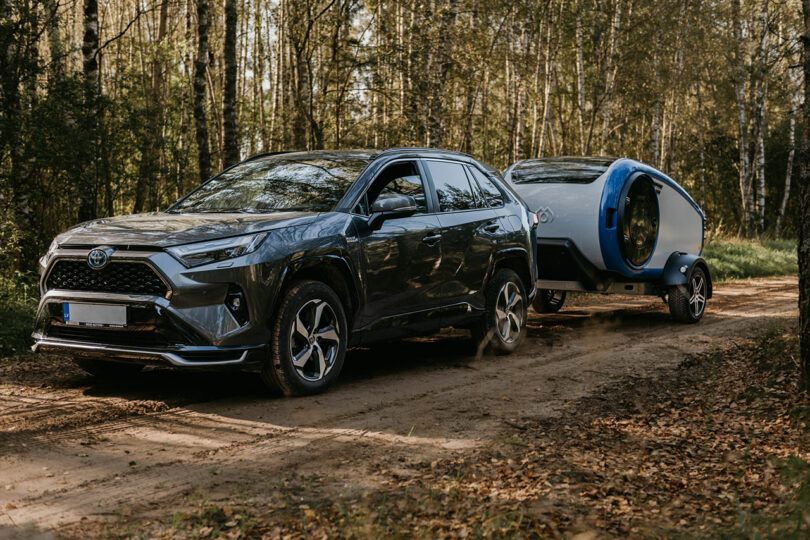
[98,322,807,539]
[703,236,798,283]
[0,272,38,357]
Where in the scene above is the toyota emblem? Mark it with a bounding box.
[87,247,113,270]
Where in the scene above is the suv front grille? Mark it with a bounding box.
[46,260,169,297]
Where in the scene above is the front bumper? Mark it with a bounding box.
[34,247,281,369]
[31,338,266,369]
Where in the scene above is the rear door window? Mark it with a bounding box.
[425,160,477,212]
[467,166,504,207]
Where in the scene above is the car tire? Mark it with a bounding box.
[532,289,566,313]
[472,269,528,354]
[668,266,708,323]
[73,358,144,378]
[262,280,348,396]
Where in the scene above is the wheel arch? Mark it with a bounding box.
[272,255,361,330]
[661,252,712,299]
[487,247,536,300]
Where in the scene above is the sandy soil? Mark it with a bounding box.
[0,277,798,537]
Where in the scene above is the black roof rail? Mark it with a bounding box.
[377,147,475,159]
[242,150,301,162]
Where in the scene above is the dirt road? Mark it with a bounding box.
[0,277,798,536]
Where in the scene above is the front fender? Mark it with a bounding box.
[661,252,712,299]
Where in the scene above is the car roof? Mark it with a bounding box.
[511,156,617,169]
[242,147,501,179]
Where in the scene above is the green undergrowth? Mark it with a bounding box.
[702,237,797,282]
[0,272,39,356]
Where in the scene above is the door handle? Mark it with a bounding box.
[422,233,441,244]
[483,220,500,233]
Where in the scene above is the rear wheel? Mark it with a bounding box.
[262,280,347,396]
[472,269,528,354]
[668,267,708,323]
[73,358,144,378]
[532,289,566,313]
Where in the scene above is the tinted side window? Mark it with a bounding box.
[426,160,476,212]
[359,161,427,215]
[468,166,504,207]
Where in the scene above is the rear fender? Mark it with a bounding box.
[661,252,712,299]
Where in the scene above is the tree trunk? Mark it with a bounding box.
[42,0,65,82]
[753,0,769,234]
[427,0,457,148]
[697,76,706,209]
[650,33,662,168]
[575,0,587,154]
[538,2,555,158]
[193,0,212,182]
[776,82,798,238]
[732,0,751,236]
[223,0,239,167]
[78,0,100,222]
[800,0,810,392]
[134,0,169,213]
[599,0,622,154]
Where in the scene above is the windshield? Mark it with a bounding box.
[509,157,613,185]
[169,155,371,213]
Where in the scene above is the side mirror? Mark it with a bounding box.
[368,194,418,230]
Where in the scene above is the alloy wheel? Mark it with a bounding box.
[543,289,565,309]
[289,299,341,382]
[495,281,524,344]
[689,274,706,319]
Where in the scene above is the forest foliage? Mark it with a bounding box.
[0,0,805,276]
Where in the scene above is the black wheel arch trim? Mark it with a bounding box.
[486,247,536,301]
[271,253,362,327]
[661,252,712,299]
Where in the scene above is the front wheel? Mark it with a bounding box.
[262,280,348,396]
[668,267,708,323]
[472,269,528,354]
[532,289,566,313]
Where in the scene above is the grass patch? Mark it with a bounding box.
[0,272,38,356]
[703,237,797,282]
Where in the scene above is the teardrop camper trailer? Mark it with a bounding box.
[505,157,711,323]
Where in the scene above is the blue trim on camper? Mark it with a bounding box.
[598,158,705,279]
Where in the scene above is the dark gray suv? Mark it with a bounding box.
[33,148,538,395]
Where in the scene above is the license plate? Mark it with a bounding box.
[63,303,127,327]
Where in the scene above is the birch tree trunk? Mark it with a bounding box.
[538,3,555,157]
[599,0,622,155]
[732,0,751,236]
[193,0,212,182]
[134,0,169,213]
[224,0,240,167]
[427,0,457,148]
[776,82,798,238]
[753,0,769,234]
[78,0,100,222]
[575,0,587,154]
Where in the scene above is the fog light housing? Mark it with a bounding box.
[226,286,249,326]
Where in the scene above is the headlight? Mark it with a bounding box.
[167,233,268,268]
[39,238,61,272]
